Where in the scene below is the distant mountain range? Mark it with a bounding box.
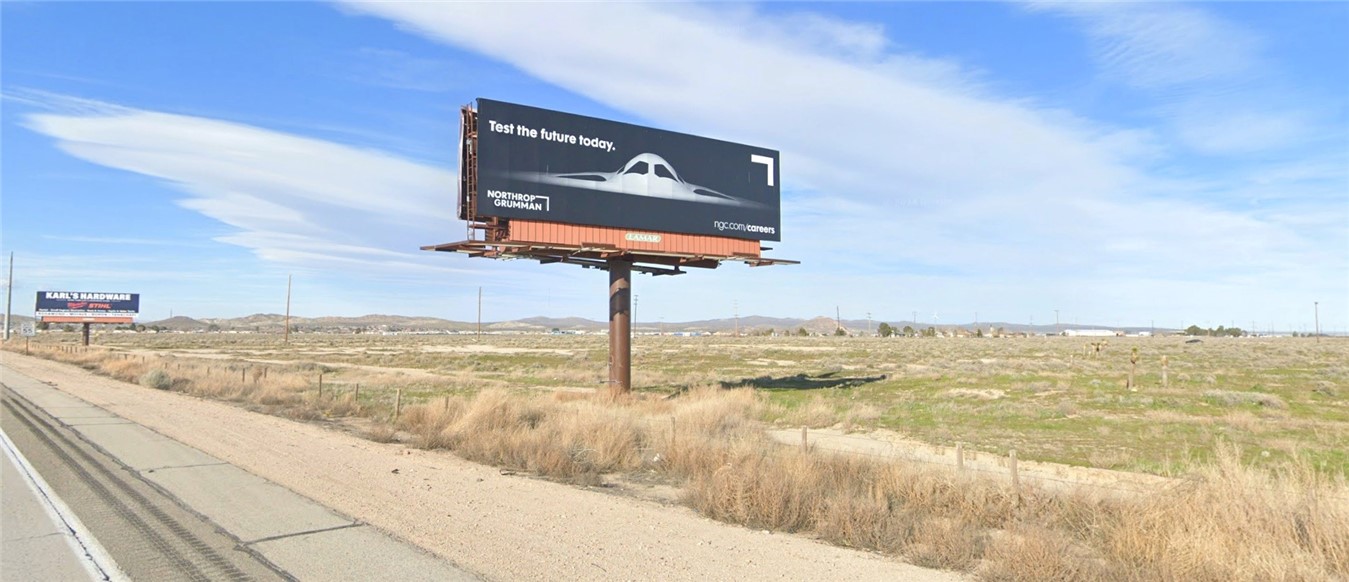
[125,313,1170,335]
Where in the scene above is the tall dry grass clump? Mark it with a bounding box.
[658,386,773,479]
[399,389,649,483]
[1099,445,1348,581]
[139,369,172,390]
[682,428,1346,579]
[9,344,344,418]
[685,447,1027,572]
[390,386,770,485]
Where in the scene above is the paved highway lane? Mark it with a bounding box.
[2,385,287,581]
[2,424,116,581]
[1,366,477,581]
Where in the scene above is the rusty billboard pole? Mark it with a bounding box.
[425,99,795,396]
[608,259,632,393]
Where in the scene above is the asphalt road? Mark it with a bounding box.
[0,366,478,581]
[2,385,287,581]
[2,427,111,581]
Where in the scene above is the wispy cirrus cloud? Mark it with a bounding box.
[336,1,1344,325]
[1033,2,1259,91]
[13,90,604,319]
[20,93,467,277]
[42,234,208,246]
[1028,2,1330,156]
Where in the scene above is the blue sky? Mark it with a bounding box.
[2,2,1345,332]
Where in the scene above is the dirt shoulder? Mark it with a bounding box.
[769,428,1173,497]
[1,352,962,582]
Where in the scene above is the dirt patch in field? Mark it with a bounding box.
[770,427,1172,497]
[116,348,447,380]
[419,345,575,356]
[743,359,798,367]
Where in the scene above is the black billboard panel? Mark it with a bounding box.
[36,291,139,318]
[473,99,780,241]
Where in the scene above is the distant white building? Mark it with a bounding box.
[1063,329,1118,337]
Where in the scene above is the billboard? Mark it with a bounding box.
[472,99,781,241]
[36,291,139,319]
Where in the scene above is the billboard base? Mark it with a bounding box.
[423,227,795,394]
[421,233,796,276]
[608,259,631,394]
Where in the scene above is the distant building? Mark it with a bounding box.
[1063,329,1118,337]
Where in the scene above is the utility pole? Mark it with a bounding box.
[867,312,872,337]
[477,287,482,339]
[3,252,12,341]
[1311,302,1322,344]
[284,274,292,344]
[836,305,842,335]
[633,294,638,341]
[1054,309,1060,336]
[734,299,739,337]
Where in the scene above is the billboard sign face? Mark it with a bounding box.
[474,99,781,241]
[36,291,139,319]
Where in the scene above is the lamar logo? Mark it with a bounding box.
[624,232,662,244]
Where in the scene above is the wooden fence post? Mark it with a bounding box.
[956,443,964,471]
[394,387,403,420]
[318,373,324,398]
[801,426,809,453]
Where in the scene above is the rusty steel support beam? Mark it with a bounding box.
[81,322,91,347]
[608,258,632,395]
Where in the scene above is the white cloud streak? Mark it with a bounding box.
[337,1,1344,325]
[23,101,468,277]
[1035,2,1258,91]
[15,92,619,319]
[1028,2,1329,156]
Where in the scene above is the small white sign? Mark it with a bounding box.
[20,322,36,337]
[624,232,662,244]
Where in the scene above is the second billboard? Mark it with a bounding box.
[36,291,140,318]
[474,99,781,241]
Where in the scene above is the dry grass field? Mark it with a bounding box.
[8,332,1347,580]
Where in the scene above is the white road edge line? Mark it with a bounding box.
[1,423,129,582]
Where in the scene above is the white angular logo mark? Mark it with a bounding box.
[750,155,774,187]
